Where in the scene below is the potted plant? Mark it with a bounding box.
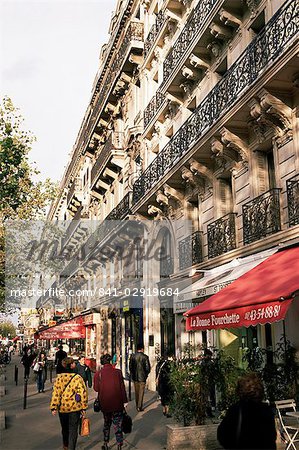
[166,346,244,450]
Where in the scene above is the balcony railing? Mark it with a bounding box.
[67,182,76,206]
[144,90,167,129]
[242,188,281,245]
[91,132,124,187]
[83,22,143,147]
[144,10,168,60]
[106,192,132,221]
[287,174,299,227]
[162,0,219,87]
[133,0,298,205]
[207,213,236,259]
[62,206,84,248]
[179,231,203,270]
[160,255,174,277]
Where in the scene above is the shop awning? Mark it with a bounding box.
[176,248,276,305]
[36,316,86,340]
[184,246,299,331]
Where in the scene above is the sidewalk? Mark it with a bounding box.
[0,356,173,450]
[1,356,285,450]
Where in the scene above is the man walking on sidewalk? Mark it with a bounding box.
[129,344,151,412]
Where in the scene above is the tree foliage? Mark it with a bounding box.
[0,96,58,312]
[0,320,16,338]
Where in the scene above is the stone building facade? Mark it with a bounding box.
[37,0,299,385]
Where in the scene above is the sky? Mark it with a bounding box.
[0,0,116,183]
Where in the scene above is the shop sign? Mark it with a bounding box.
[174,301,194,314]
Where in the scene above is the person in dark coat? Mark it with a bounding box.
[217,372,277,450]
[55,345,67,374]
[75,355,92,387]
[156,351,174,417]
[21,348,35,379]
[94,353,128,450]
[129,344,151,412]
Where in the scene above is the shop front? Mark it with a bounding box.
[36,316,86,355]
[184,245,299,363]
[175,249,277,359]
[82,312,101,371]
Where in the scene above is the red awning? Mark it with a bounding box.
[184,246,299,331]
[37,316,86,340]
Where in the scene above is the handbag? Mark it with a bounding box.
[93,397,101,412]
[80,417,90,437]
[33,362,40,372]
[122,410,132,434]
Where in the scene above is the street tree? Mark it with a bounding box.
[0,96,58,312]
[0,320,16,339]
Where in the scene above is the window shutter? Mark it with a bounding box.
[256,151,268,194]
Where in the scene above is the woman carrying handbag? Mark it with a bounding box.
[94,354,128,450]
[50,357,88,450]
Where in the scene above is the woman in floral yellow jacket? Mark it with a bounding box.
[50,357,88,450]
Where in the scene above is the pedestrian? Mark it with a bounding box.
[155,351,174,417]
[50,357,88,450]
[35,351,47,393]
[21,349,35,379]
[75,355,92,387]
[129,344,151,412]
[93,353,128,450]
[217,372,277,449]
[55,344,67,374]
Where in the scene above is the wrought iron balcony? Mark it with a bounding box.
[91,132,124,189]
[160,255,174,277]
[208,213,236,259]
[179,231,203,270]
[144,90,167,130]
[144,10,168,60]
[106,192,132,221]
[67,182,76,206]
[242,189,281,245]
[83,21,143,149]
[162,0,218,87]
[61,206,89,250]
[133,0,298,205]
[287,174,299,227]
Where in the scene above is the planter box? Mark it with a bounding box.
[167,423,223,450]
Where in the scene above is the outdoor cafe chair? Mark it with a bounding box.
[275,399,299,450]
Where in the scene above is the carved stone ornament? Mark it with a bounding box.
[156,189,169,207]
[219,9,242,28]
[181,166,205,199]
[182,66,195,80]
[163,184,184,218]
[180,80,194,98]
[248,90,293,147]
[165,101,180,120]
[207,41,222,58]
[189,158,214,185]
[127,135,142,160]
[210,23,232,41]
[219,127,249,165]
[148,204,165,220]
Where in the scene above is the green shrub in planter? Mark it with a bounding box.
[169,348,245,426]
